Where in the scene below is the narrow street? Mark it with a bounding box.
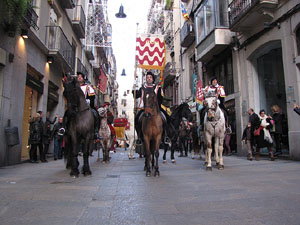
[0,149,300,225]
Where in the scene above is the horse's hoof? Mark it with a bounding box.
[171,160,176,164]
[204,162,208,166]
[71,175,77,179]
[163,160,167,164]
[216,162,220,166]
[146,171,151,177]
[83,170,92,176]
[218,165,224,170]
[206,167,212,171]
[154,171,160,177]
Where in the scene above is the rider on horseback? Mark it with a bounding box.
[200,77,228,129]
[133,71,168,145]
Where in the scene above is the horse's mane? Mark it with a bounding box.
[170,103,189,120]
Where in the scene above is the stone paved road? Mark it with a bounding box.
[0,149,300,225]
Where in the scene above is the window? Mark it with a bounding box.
[296,25,300,56]
[195,0,229,44]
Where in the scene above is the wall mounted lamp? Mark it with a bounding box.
[21,29,28,39]
[47,56,54,64]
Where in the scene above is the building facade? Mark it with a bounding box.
[0,0,118,166]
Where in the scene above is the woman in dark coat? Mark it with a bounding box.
[270,105,283,155]
[255,109,274,161]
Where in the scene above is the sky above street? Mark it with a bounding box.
[108,0,151,94]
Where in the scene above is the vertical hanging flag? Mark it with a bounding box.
[136,34,166,70]
[192,74,198,101]
[181,2,189,21]
[195,79,204,110]
[98,68,107,94]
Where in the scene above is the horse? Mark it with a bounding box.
[203,90,226,171]
[62,75,94,177]
[162,103,193,163]
[141,87,163,177]
[98,107,111,162]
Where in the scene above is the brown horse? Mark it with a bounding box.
[141,87,163,177]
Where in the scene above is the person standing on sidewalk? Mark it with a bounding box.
[43,113,57,158]
[52,117,64,160]
[28,113,43,163]
[37,111,47,162]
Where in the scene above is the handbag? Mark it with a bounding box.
[254,127,261,136]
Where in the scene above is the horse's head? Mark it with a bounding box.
[203,90,218,121]
[62,74,80,110]
[143,87,158,117]
[180,103,193,122]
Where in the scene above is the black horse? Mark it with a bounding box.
[62,75,94,177]
[162,103,193,163]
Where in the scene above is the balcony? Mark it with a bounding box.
[58,0,75,9]
[196,28,233,62]
[229,0,278,32]
[180,21,195,48]
[72,5,86,39]
[85,45,95,61]
[76,58,88,77]
[24,6,39,30]
[45,26,74,73]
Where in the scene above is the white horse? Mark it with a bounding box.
[98,107,111,163]
[203,90,226,171]
[125,124,137,159]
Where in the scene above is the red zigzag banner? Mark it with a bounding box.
[136,34,166,70]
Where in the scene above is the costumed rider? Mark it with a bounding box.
[199,77,228,128]
[77,72,100,137]
[133,71,169,145]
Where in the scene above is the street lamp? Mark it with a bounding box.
[121,69,126,76]
[115,4,126,18]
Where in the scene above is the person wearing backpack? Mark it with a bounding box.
[28,113,43,163]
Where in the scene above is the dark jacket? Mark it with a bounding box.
[133,84,163,109]
[52,122,64,141]
[29,121,43,145]
[272,112,283,134]
[249,112,260,133]
[43,117,57,144]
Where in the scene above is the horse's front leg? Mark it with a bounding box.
[82,138,92,176]
[154,140,160,177]
[162,143,167,163]
[70,140,80,177]
[205,136,212,171]
[144,140,151,177]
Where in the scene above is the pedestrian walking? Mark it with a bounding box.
[248,108,260,156]
[28,113,43,163]
[255,109,275,161]
[52,117,64,160]
[270,105,283,155]
[242,122,253,160]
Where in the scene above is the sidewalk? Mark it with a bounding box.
[0,148,300,225]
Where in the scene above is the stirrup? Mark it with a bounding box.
[136,139,143,146]
[164,137,171,145]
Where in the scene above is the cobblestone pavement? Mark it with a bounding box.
[0,148,300,225]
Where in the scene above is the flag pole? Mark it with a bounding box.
[133,22,139,145]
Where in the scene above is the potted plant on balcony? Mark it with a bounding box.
[0,0,34,37]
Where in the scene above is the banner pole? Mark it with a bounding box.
[133,23,139,144]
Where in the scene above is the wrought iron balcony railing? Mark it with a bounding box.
[45,26,74,69]
[24,6,39,30]
[229,0,278,27]
[180,21,195,47]
[76,58,88,77]
[72,5,86,39]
